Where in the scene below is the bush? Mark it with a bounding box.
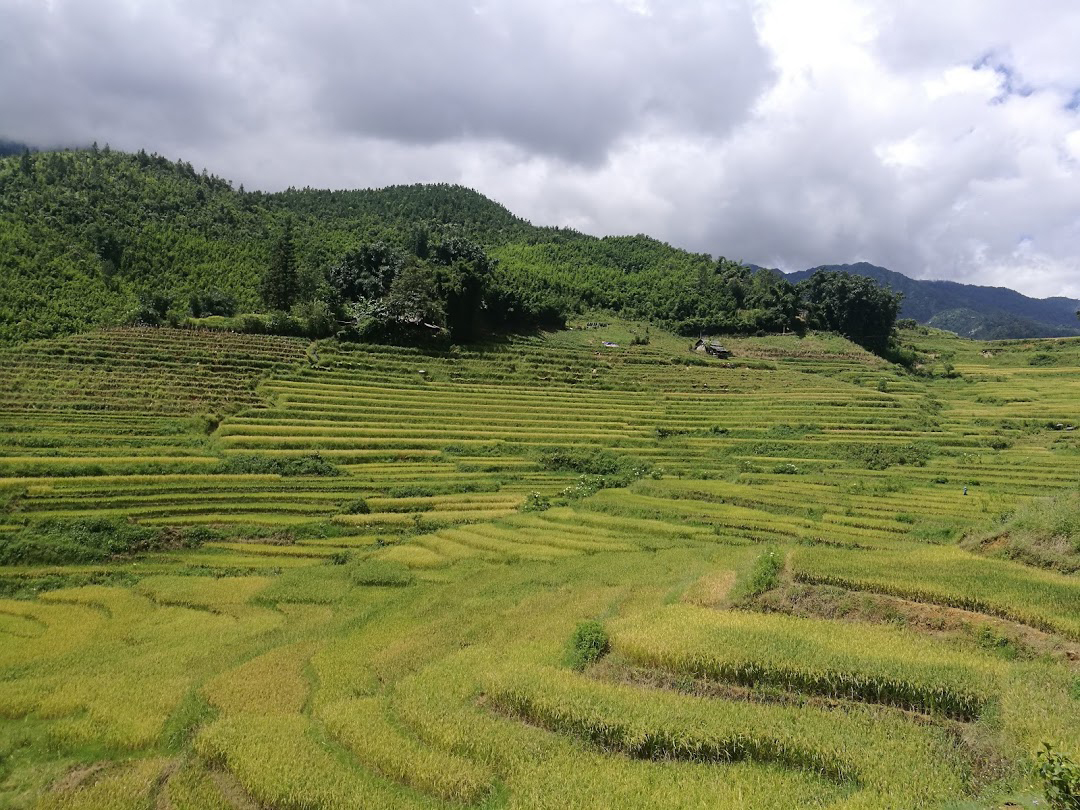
[737,547,783,599]
[267,309,301,336]
[566,620,609,671]
[520,492,551,512]
[842,441,933,470]
[771,463,800,475]
[655,426,689,439]
[971,492,1080,573]
[292,299,336,338]
[345,497,371,514]
[0,519,212,565]
[217,453,341,477]
[536,447,652,488]
[536,447,624,475]
[237,314,267,334]
[1035,743,1080,809]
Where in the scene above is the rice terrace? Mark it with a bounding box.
[1,148,1080,809]
[0,320,1077,809]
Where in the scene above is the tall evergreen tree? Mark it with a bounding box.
[259,222,299,312]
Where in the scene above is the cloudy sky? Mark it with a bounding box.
[4,0,1080,298]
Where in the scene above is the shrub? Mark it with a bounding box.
[387,485,436,497]
[345,497,371,514]
[766,423,819,438]
[537,447,652,489]
[520,492,551,512]
[129,292,174,326]
[0,519,212,565]
[974,625,1019,660]
[1034,743,1080,809]
[655,426,689,439]
[842,441,933,470]
[536,447,624,475]
[771,463,800,475]
[559,475,606,501]
[292,299,337,338]
[238,314,267,334]
[738,547,783,599]
[970,492,1080,572]
[566,620,609,671]
[217,453,341,477]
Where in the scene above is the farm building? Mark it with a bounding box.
[691,339,731,358]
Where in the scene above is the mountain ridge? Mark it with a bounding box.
[782,262,1080,340]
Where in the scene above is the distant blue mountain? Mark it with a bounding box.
[781,262,1080,340]
[0,139,33,157]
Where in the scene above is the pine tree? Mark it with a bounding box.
[259,222,299,312]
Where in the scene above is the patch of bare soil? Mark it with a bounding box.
[209,769,261,810]
[154,760,180,810]
[50,762,109,793]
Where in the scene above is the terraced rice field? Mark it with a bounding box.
[0,322,1078,809]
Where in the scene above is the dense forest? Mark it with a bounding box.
[0,147,902,350]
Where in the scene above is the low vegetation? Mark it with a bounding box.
[0,518,211,565]
[970,491,1080,573]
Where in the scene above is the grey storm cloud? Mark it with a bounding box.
[1,0,1079,297]
[0,0,772,164]
[0,1,252,147]
[282,0,772,163]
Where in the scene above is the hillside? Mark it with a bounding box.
[0,323,1079,807]
[0,147,541,341]
[786,262,1080,339]
[0,149,904,349]
[0,147,737,343]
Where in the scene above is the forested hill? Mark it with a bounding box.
[0,146,539,341]
[0,146,720,342]
[785,262,1080,340]
[0,146,898,347]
